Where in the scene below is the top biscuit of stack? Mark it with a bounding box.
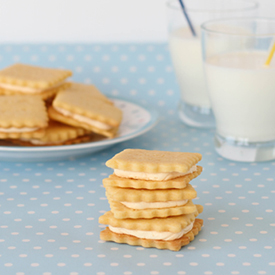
[0,63,72,99]
[106,149,202,177]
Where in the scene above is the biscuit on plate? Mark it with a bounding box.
[0,95,48,139]
[48,82,123,138]
[0,63,72,100]
[10,120,95,146]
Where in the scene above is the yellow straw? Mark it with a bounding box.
[265,42,275,66]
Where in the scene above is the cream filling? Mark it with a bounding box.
[121,199,188,209]
[20,138,60,145]
[0,81,65,94]
[109,221,194,241]
[54,106,112,130]
[0,127,39,133]
[114,165,197,181]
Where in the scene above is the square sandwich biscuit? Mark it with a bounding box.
[106,149,202,181]
[103,166,203,190]
[99,205,203,251]
[105,183,197,219]
[48,82,123,138]
[11,120,93,146]
[0,63,72,99]
[0,95,48,139]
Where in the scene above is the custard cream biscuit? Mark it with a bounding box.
[49,83,123,138]
[11,120,93,146]
[99,205,203,251]
[103,166,203,189]
[0,82,70,100]
[99,205,202,232]
[66,82,113,104]
[106,149,202,180]
[104,183,197,202]
[100,218,203,251]
[0,95,48,139]
[108,199,198,219]
[0,63,72,99]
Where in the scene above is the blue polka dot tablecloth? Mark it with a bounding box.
[0,44,275,275]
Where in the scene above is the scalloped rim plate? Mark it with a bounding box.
[0,97,158,162]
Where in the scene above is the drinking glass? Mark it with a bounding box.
[202,18,275,162]
[166,0,258,128]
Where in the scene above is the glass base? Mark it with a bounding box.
[178,101,215,129]
[215,134,275,162]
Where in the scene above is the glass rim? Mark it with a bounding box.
[166,0,258,13]
[201,17,275,37]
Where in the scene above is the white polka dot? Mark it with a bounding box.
[249,239,257,242]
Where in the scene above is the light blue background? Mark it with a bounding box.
[0,44,274,275]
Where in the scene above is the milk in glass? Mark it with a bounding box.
[205,51,275,142]
[169,27,211,108]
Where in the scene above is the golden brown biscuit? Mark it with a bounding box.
[99,205,203,232]
[103,166,203,189]
[100,218,203,251]
[0,63,72,99]
[106,149,202,176]
[0,95,48,139]
[49,83,122,138]
[10,120,95,146]
[105,183,197,202]
[108,199,198,219]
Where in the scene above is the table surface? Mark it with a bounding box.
[0,44,274,275]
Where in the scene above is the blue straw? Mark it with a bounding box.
[178,0,197,37]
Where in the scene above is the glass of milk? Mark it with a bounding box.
[166,0,258,128]
[202,18,275,162]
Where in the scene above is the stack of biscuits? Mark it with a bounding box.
[99,149,204,251]
[0,63,123,146]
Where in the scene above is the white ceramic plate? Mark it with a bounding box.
[0,97,158,162]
